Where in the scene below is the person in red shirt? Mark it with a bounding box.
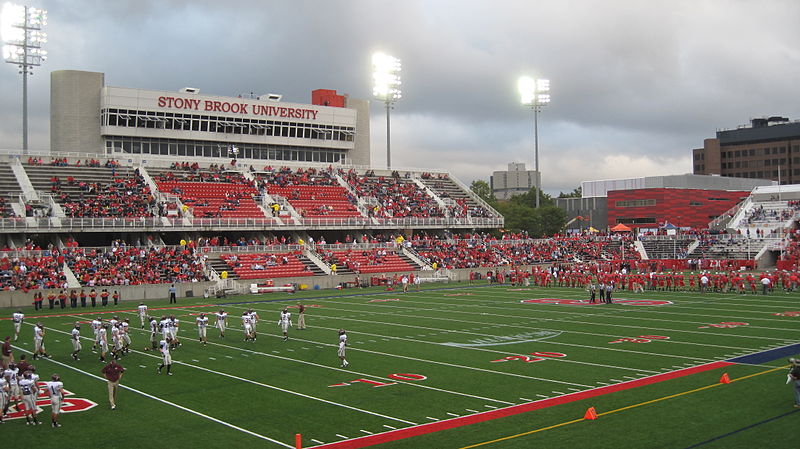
[89,289,97,307]
[100,360,125,410]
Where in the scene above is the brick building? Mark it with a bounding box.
[693,117,800,184]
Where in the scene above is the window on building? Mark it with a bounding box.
[615,199,656,208]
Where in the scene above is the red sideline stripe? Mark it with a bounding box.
[0,304,217,320]
[311,361,734,449]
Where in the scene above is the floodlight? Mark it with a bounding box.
[2,2,47,152]
[372,52,402,102]
[517,75,551,208]
[372,52,402,169]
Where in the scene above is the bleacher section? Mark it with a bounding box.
[329,247,419,274]
[344,170,444,218]
[24,161,155,217]
[150,166,266,219]
[269,185,361,218]
[220,252,316,279]
[418,173,494,218]
[639,238,694,259]
[690,236,767,260]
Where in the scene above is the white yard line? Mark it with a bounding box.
[265,309,724,363]
[109,312,518,405]
[318,299,788,342]
[43,320,420,426]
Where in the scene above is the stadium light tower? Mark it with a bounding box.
[518,76,550,208]
[372,52,402,169]
[1,2,47,153]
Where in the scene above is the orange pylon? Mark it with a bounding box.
[719,373,731,384]
[583,406,598,420]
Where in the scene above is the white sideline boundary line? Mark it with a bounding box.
[12,343,293,448]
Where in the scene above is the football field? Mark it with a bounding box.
[3,282,799,448]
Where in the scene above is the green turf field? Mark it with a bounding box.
[2,282,799,448]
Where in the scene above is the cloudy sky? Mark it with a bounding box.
[1,0,799,194]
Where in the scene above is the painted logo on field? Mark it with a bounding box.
[442,330,562,347]
[3,382,97,421]
[520,298,673,306]
[368,298,401,303]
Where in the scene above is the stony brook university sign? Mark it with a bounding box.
[4,382,97,420]
[157,96,319,119]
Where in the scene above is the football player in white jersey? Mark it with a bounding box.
[45,374,65,427]
[32,322,49,360]
[2,362,20,416]
[215,309,228,338]
[278,308,292,342]
[70,323,82,361]
[242,312,253,342]
[248,309,260,339]
[11,310,24,341]
[157,338,173,375]
[168,315,181,349]
[18,371,41,425]
[98,324,109,363]
[121,319,132,354]
[91,317,103,351]
[147,316,159,351]
[196,313,208,345]
[338,329,349,367]
[110,323,123,360]
[0,374,9,423]
[137,302,148,328]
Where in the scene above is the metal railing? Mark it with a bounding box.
[0,215,504,231]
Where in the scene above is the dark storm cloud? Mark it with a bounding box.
[1,0,799,191]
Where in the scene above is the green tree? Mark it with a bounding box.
[509,186,554,208]
[493,186,566,237]
[470,180,495,204]
[558,187,582,198]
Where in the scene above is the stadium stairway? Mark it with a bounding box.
[298,254,326,275]
[207,255,239,280]
[401,246,431,270]
[8,158,37,202]
[0,162,24,217]
[62,263,81,288]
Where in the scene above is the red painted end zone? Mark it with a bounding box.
[311,361,733,449]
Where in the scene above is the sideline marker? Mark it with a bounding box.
[719,373,731,384]
[583,407,598,420]
[296,433,302,449]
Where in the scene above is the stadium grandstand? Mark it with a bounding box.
[0,70,798,309]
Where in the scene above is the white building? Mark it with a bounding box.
[490,162,539,200]
[50,70,371,166]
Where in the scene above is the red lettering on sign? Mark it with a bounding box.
[158,96,167,107]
